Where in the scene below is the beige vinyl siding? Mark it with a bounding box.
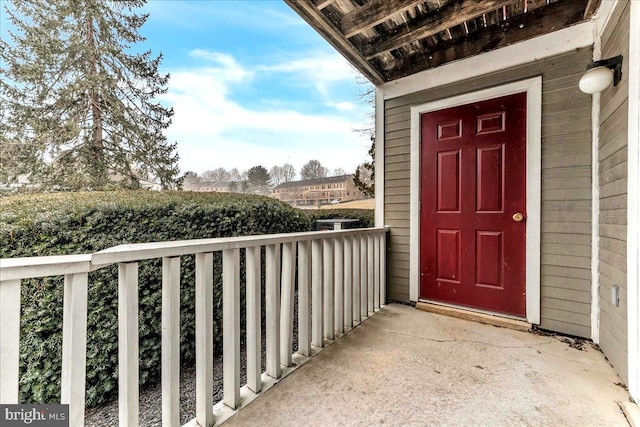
[598,0,630,383]
[384,47,593,337]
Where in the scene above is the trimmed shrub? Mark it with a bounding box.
[0,191,313,407]
[308,208,374,228]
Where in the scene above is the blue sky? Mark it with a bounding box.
[1,0,373,178]
[139,0,373,177]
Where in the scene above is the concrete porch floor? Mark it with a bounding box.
[224,303,630,426]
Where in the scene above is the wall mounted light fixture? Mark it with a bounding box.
[579,55,624,94]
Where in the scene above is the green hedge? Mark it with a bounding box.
[308,208,375,228]
[0,191,313,407]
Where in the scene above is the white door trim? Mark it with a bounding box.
[409,77,542,324]
[626,0,640,404]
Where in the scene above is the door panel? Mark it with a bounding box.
[437,150,461,212]
[420,92,527,317]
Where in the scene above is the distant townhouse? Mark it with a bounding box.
[184,181,232,192]
[272,174,366,206]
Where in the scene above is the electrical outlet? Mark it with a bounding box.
[611,285,620,307]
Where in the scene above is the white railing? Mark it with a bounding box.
[0,227,387,427]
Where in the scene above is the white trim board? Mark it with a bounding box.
[383,22,593,100]
[408,77,542,325]
[590,37,603,344]
[626,0,640,404]
[374,87,384,228]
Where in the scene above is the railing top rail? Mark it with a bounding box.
[0,227,388,281]
[92,227,387,264]
[0,254,92,281]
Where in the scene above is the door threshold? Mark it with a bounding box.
[415,301,531,332]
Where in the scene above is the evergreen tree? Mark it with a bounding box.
[0,0,180,190]
[246,165,271,194]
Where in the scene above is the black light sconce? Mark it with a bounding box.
[579,55,623,94]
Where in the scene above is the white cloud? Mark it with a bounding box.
[258,54,357,95]
[162,51,370,175]
[326,101,355,111]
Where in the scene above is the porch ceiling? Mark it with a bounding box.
[284,0,601,85]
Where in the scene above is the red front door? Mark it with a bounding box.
[420,92,527,317]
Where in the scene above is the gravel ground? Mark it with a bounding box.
[85,294,299,426]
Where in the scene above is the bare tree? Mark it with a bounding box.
[228,168,242,181]
[353,139,374,198]
[352,73,375,197]
[202,167,229,182]
[300,160,328,180]
[282,163,296,182]
[270,165,285,185]
[333,168,346,176]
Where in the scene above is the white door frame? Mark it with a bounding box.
[408,77,542,324]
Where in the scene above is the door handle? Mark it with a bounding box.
[512,212,524,222]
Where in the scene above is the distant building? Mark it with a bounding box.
[272,175,366,206]
[184,181,233,192]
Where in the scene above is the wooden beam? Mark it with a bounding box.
[583,0,601,19]
[341,0,429,38]
[384,0,588,81]
[362,0,515,59]
[284,0,385,85]
[316,0,336,10]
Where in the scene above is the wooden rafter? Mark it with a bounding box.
[316,0,336,11]
[284,0,385,85]
[384,0,589,81]
[340,0,430,38]
[362,0,516,60]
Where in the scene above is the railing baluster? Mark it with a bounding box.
[280,242,296,367]
[195,252,214,426]
[343,236,353,330]
[368,235,375,314]
[374,234,381,310]
[311,239,324,347]
[246,246,262,393]
[266,244,281,379]
[0,279,21,404]
[323,238,335,340]
[352,237,361,325]
[334,237,344,335]
[298,241,311,356]
[61,273,88,426]
[360,236,368,319]
[380,232,387,306]
[223,249,241,409]
[162,257,180,426]
[118,262,139,427]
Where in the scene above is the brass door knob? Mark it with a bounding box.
[513,212,524,222]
